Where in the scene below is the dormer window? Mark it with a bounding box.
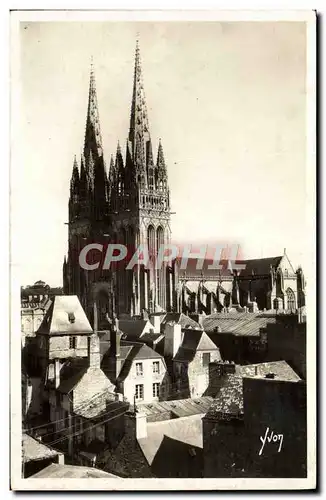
[68,312,75,324]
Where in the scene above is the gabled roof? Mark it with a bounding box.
[204,361,301,420]
[23,434,59,462]
[138,413,204,465]
[174,331,219,362]
[37,295,93,335]
[197,331,219,351]
[117,342,165,382]
[161,313,202,331]
[57,358,89,394]
[118,319,152,340]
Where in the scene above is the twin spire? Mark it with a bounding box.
[69,40,169,216]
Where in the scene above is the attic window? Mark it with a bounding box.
[68,312,75,324]
[265,373,275,379]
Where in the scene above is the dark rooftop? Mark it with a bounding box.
[204,361,301,421]
[203,312,277,336]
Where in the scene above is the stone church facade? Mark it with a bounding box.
[63,41,306,325]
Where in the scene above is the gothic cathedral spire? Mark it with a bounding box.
[84,59,103,163]
[128,39,152,187]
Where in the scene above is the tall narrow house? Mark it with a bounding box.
[64,41,172,324]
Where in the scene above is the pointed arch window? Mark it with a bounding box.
[147,225,155,260]
[286,288,296,312]
[148,168,154,190]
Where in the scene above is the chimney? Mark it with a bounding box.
[88,333,101,369]
[149,313,161,334]
[109,314,121,380]
[88,301,100,369]
[124,410,147,440]
[213,360,236,378]
[164,322,182,358]
[111,330,121,380]
[54,359,61,389]
[93,300,98,333]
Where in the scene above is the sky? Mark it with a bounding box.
[13,20,308,287]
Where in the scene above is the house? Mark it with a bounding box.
[21,281,63,337]
[203,310,306,369]
[265,314,307,379]
[26,295,93,383]
[46,327,123,460]
[163,321,221,399]
[24,295,128,466]
[21,281,63,305]
[22,295,94,426]
[21,304,49,340]
[203,360,306,478]
[117,315,165,352]
[101,334,168,405]
[98,410,205,478]
[22,433,64,478]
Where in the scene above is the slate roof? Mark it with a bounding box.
[174,257,233,278]
[100,341,133,362]
[207,373,244,416]
[174,331,219,362]
[31,463,119,478]
[139,396,213,419]
[57,358,89,394]
[138,414,204,466]
[239,360,301,382]
[203,312,277,337]
[118,319,151,339]
[37,296,93,335]
[238,256,283,277]
[204,360,301,420]
[140,332,165,345]
[22,434,59,462]
[116,342,165,382]
[161,313,202,331]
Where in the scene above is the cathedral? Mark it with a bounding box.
[63,41,306,326]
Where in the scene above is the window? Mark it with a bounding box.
[153,361,160,374]
[135,362,143,376]
[69,336,77,349]
[135,384,144,400]
[68,312,75,323]
[153,383,160,398]
[202,352,211,366]
[286,288,296,312]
